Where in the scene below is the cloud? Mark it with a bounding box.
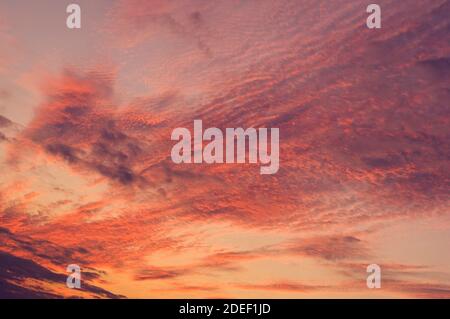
[386,280,450,299]
[237,281,327,293]
[0,227,123,299]
[286,235,369,261]
[134,267,189,281]
[105,0,212,54]
[13,69,157,186]
[0,115,12,128]
[0,0,449,298]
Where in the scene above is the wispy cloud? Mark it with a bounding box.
[0,0,449,298]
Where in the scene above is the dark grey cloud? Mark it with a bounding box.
[0,227,124,299]
[0,114,12,128]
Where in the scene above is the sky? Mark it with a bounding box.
[0,0,449,298]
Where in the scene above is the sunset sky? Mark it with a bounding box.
[0,0,449,298]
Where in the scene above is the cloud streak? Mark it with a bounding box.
[0,0,449,298]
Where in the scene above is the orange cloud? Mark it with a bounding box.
[1,0,449,298]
